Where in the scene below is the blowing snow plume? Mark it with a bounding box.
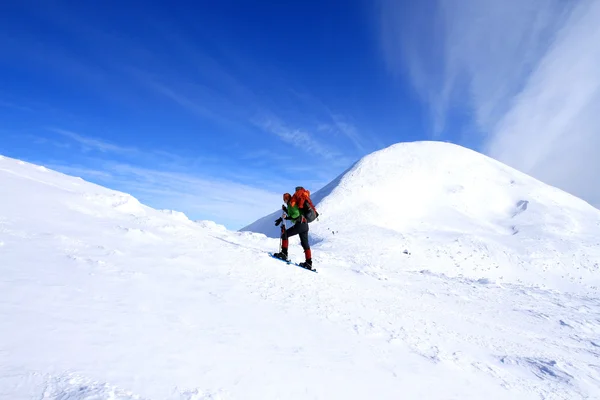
[242,141,600,291]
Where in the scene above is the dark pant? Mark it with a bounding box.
[281,221,310,250]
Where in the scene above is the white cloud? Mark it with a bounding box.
[127,60,370,162]
[256,116,339,160]
[48,128,207,167]
[50,128,139,154]
[317,115,366,153]
[0,100,34,112]
[49,161,282,230]
[46,164,114,180]
[146,81,216,119]
[380,0,600,208]
[41,129,284,228]
[106,163,282,229]
[40,127,349,227]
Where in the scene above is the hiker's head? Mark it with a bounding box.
[283,193,291,203]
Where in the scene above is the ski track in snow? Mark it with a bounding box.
[1,148,600,399]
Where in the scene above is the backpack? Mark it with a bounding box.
[294,186,319,223]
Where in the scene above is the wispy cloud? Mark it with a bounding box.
[50,161,282,229]
[0,100,35,112]
[317,116,366,153]
[486,1,600,207]
[125,42,371,165]
[147,81,216,119]
[38,128,289,228]
[133,61,364,167]
[255,116,340,160]
[380,0,571,136]
[47,124,354,210]
[50,128,139,154]
[380,0,600,208]
[286,88,373,154]
[3,3,375,226]
[17,133,71,149]
[46,164,114,180]
[46,128,213,168]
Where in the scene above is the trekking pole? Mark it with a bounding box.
[279,210,286,253]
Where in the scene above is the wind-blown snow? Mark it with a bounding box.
[1,143,599,400]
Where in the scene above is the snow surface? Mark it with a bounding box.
[1,142,600,400]
[243,141,600,292]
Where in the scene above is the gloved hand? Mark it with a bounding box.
[282,205,288,213]
[275,217,283,226]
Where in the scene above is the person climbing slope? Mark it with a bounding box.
[272,187,318,270]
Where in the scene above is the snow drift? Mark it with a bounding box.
[242,141,600,291]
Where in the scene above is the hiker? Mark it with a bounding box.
[272,187,318,269]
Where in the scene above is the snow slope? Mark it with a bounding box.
[243,141,600,292]
[1,148,599,400]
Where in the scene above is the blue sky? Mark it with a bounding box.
[1,0,599,228]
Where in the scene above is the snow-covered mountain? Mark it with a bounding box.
[243,141,600,292]
[1,145,599,400]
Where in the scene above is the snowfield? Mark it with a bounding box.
[1,142,600,400]
[244,141,600,292]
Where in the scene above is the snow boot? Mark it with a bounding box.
[299,259,313,270]
[272,250,288,261]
